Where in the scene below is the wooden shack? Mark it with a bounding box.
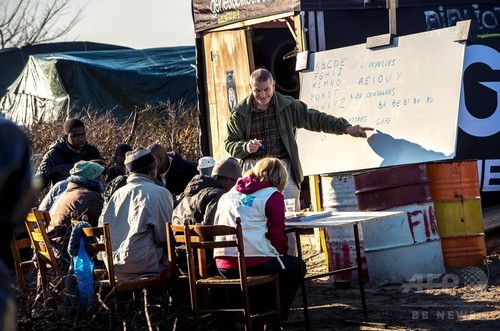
[191,0,500,211]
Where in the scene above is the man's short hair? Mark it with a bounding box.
[250,68,274,84]
[114,144,133,164]
[64,118,85,134]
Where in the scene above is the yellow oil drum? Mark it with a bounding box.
[434,198,484,236]
[427,160,485,267]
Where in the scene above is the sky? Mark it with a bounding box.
[51,0,195,49]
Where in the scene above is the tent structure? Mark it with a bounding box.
[0,46,197,125]
[0,42,130,100]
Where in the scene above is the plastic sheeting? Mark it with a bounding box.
[1,46,196,125]
[0,42,129,99]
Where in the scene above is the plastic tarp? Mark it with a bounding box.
[1,46,197,125]
[0,42,129,99]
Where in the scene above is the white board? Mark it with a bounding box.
[297,26,466,176]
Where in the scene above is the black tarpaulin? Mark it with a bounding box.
[1,46,197,125]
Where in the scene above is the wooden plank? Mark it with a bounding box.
[483,204,500,232]
[203,29,252,160]
[206,12,294,33]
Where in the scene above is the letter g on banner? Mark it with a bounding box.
[459,45,500,137]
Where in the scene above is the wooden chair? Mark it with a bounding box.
[166,221,192,310]
[25,208,62,305]
[76,221,170,308]
[168,218,281,330]
[10,223,37,304]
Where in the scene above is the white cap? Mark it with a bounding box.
[198,156,216,170]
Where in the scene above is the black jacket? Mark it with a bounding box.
[172,175,225,226]
[36,137,101,190]
[158,152,197,196]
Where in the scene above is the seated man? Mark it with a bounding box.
[106,143,132,183]
[99,147,173,280]
[148,143,198,196]
[171,157,242,279]
[36,118,101,191]
[196,156,216,177]
[48,160,106,271]
[40,158,107,213]
[172,157,242,226]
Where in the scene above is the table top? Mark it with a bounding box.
[285,210,405,228]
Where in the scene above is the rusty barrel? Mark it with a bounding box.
[323,223,368,285]
[427,160,481,201]
[320,173,367,286]
[353,164,432,211]
[427,160,486,267]
[353,164,445,285]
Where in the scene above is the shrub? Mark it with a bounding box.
[24,101,202,173]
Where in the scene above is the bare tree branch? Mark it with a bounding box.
[0,0,84,49]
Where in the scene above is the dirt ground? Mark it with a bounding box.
[281,229,500,331]
[14,229,500,330]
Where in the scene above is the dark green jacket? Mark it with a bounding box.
[225,91,351,186]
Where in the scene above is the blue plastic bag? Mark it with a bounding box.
[73,238,94,307]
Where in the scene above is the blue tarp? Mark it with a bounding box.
[0,42,129,99]
[0,45,197,125]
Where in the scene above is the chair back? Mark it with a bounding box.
[26,208,60,273]
[78,220,167,302]
[176,217,281,330]
[166,222,186,280]
[10,223,36,295]
[183,218,248,281]
[79,223,116,289]
[25,208,61,303]
[32,208,51,228]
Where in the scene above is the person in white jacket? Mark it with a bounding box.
[99,147,173,280]
[214,157,306,328]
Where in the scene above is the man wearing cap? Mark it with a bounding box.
[171,157,242,286]
[197,156,216,176]
[148,143,198,196]
[48,160,106,271]
[99,147,173,280]
[40,158,107,214]
[36,118,102,190]
[172,157,242,226]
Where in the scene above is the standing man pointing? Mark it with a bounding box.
[225,68,373,209]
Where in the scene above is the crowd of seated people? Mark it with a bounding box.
[22,117,305,328]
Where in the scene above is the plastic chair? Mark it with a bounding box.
[168,218,281,330]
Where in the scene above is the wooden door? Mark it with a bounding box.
[203,29,253,161]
